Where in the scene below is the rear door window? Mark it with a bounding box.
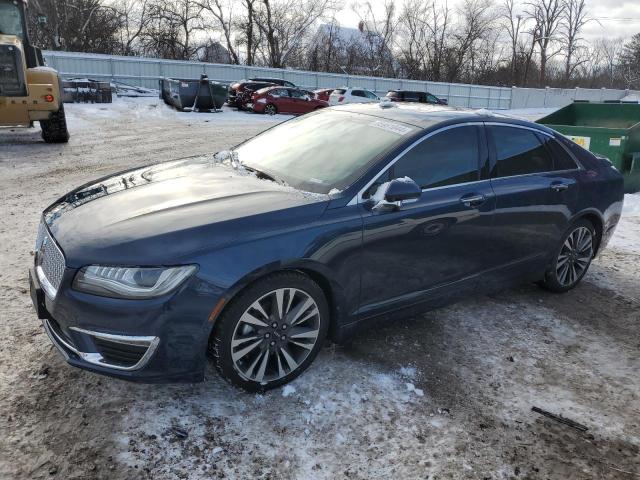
[289,89,306,98]
[404,92,420,102]
[351,90,366,97]
[392,126,481,189]
[490,126,553,177]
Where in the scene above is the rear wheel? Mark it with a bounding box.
[539,219,595,293]
[40,104,69,143]
[264,103,277,115]
[210,272,328,392]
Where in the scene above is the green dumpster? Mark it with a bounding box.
[537,102,640,193]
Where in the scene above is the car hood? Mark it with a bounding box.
[44,157,329,267]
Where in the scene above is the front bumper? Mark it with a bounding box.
[29,266,215,384]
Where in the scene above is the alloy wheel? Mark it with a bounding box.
[264,104,277,115]
[230,288,320,384]
[556,226,593,287]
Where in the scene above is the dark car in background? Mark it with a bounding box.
[30,103,623,392]
[250,86,328,115]
[386,90,448,105]
[249,77,296,87]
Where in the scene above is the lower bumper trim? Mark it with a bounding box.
[43,319,159,371]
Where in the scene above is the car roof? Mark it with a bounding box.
[387,90,427,94]
[330,102,555,132]
[251,77,288,82]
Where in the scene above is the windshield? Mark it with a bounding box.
[235,110,418,194]
[0,2,24,38]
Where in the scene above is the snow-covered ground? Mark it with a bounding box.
[1,98,639,480]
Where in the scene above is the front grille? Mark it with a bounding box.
[93,337,148,368]
[36,222,65,297]
[0,45,26,96]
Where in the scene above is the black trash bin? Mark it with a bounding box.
[159,75,227,112]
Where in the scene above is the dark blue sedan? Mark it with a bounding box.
[29,103,624,391]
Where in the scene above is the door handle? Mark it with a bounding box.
[460,194,486,207]
[550,182,569,192]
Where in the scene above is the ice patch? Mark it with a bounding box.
[282,385,297,397]
[405,383,424,397]
[398,366,417,379]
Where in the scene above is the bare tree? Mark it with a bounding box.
[595,37,623,87]
[200,0,240,63]
[113,0,151,55]
[561,0,590,81]
[499,0,524,85]
[142,0,205,60]
[253,0,338,68]
[353,0,398,77]
[425,1,451,82]
[396,0,432,79]
[446,0,494,82]
[28,0,121,53]
[525,0,565,86]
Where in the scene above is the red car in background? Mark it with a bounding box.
[313,88,334,101]
[250,87,328,115]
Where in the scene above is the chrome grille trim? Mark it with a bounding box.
[35,222,65,299]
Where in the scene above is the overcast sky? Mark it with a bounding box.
[337,0,640,43]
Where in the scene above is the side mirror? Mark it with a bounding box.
[372,177,421,212]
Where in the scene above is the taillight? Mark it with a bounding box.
[338,96,344,102]
[44,94,54,103]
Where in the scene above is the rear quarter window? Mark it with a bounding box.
[543,137,579,170]
[555,135,602,170]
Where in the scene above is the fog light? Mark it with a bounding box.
[44,94,54,102]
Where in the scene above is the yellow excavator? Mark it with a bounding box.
[0,0,69,142]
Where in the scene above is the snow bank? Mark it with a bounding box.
[622,193,640,216]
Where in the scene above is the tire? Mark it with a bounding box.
[264,103,277,115]
[539,219,596,293]
[210,271,329,392]
[40,104,70,143]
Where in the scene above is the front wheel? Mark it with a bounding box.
[210,272,329,392]
[40,104,70,143]
[539,219,595,293]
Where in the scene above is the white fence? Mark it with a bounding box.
[510,86,638,109]
[43,50,637,110]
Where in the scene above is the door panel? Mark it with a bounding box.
[272,89,294,113]
[359,181,496,316]
[483,124,580,287]
[358,124,495,317]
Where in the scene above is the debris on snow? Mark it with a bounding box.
[531,407,588,432]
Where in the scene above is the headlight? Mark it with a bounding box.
[73,265,197,299]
